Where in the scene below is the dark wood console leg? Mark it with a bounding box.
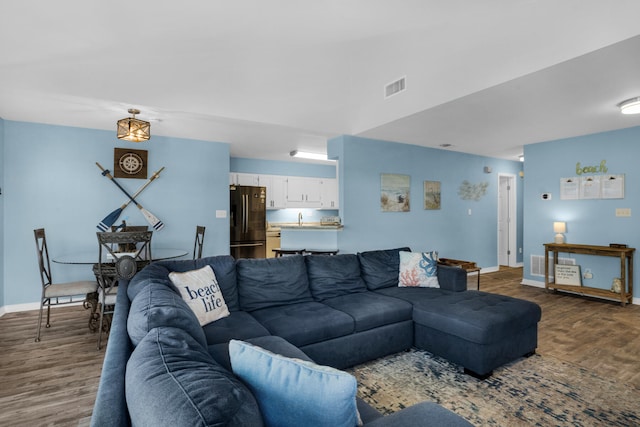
[523,350,536,358]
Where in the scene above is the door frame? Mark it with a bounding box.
[497,173,517,267]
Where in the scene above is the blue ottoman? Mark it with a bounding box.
[411,290,542,378]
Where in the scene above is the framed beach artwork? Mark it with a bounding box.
[381,173,410,212]
[423,181,441,210]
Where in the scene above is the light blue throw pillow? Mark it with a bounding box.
[229,340,361,427]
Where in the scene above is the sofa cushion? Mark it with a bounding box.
[398,251,440,288]
[357,247,411,290]
[209,335,315,373]
[169,265,231,326]
[127,282,207,348]
[408,290,542,344]
[229,339,360,427]
[202,310,271,345]
[129,255,240,311]
[236,256,314,311]
[323,292,413,332]
[305,254,367,300]
[249,302,354,347]
[365,402,473,427]
[126,327,263,427]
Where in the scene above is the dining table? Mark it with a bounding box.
[52,247,189,333]
[52,247,189,265]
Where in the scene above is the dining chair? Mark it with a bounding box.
[95,230,152,349]
[110,224,149,252]
[34,228,98,342]
[193,225,206,259]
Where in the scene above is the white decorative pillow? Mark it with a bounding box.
[398,251,440,288]
[169,265,230,326]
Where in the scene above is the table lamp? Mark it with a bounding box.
[553,222,566,243]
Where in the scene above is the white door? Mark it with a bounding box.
[498,174,517,267]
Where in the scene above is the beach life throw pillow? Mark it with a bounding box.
[169,265,230,326]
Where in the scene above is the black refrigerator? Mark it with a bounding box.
[230,185,267,258]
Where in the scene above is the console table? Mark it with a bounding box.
[543,243,635,306]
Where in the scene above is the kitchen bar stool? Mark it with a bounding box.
[272,248,305,257]
[304,249,339,256]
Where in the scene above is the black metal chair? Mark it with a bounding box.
[34,228,98,342]
[95,231,152,349]
[193,225,205,259]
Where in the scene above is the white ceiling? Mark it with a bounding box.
[2,0,640,162]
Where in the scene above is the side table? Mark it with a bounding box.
[438,258,481,290]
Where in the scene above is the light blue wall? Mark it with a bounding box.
[329,136,523,268]
[230,157,336,178]
[3,121,230,307]
[0,118,5,307]
[523,125,640,300]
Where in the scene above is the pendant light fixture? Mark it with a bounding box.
[117,109,151,142]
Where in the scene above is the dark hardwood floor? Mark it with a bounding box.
[0,307,104,426]
[1,267,638,426]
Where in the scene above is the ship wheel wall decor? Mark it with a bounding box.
[114,147,148,179]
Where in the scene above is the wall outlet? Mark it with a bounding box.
[616,208,631,217]
[216,210,227,218]
[583,269,593,279]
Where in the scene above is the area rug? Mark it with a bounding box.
[347,349,640,426]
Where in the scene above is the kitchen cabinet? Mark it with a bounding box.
[286,177,322,208]
[229,173,260,186]
[261,175,287,209]
[230,172,338,210]
[266,229,281,258]
[320,178,339,209]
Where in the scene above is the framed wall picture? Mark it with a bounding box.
[380,173,410,212]
[114,148,148,179]
[423,181,441,210]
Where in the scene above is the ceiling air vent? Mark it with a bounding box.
[384,76,406,99]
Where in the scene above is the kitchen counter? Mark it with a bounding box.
[273,222,341,251]
[271,222,343,230]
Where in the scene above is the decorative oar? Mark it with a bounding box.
[96,162,165,231]
[97,167,165,231]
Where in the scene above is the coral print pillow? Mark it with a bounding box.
[398,251,440,288]
[169,265,230,326]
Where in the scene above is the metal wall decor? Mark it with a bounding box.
[458,180,489,201]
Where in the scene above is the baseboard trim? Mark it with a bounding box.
[0,301,84,317]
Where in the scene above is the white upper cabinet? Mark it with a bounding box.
[286,177,322,208]
[230,173,260,186]
[230,173,338,210]
[261,175,287,210]
[320,178,339,209]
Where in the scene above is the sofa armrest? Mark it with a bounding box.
[364,402,472,426]
[437,265,468,292]
[90,279,133,427]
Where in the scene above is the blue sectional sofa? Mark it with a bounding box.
[91,248,541,426]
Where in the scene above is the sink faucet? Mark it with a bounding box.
[298,212,303,226]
